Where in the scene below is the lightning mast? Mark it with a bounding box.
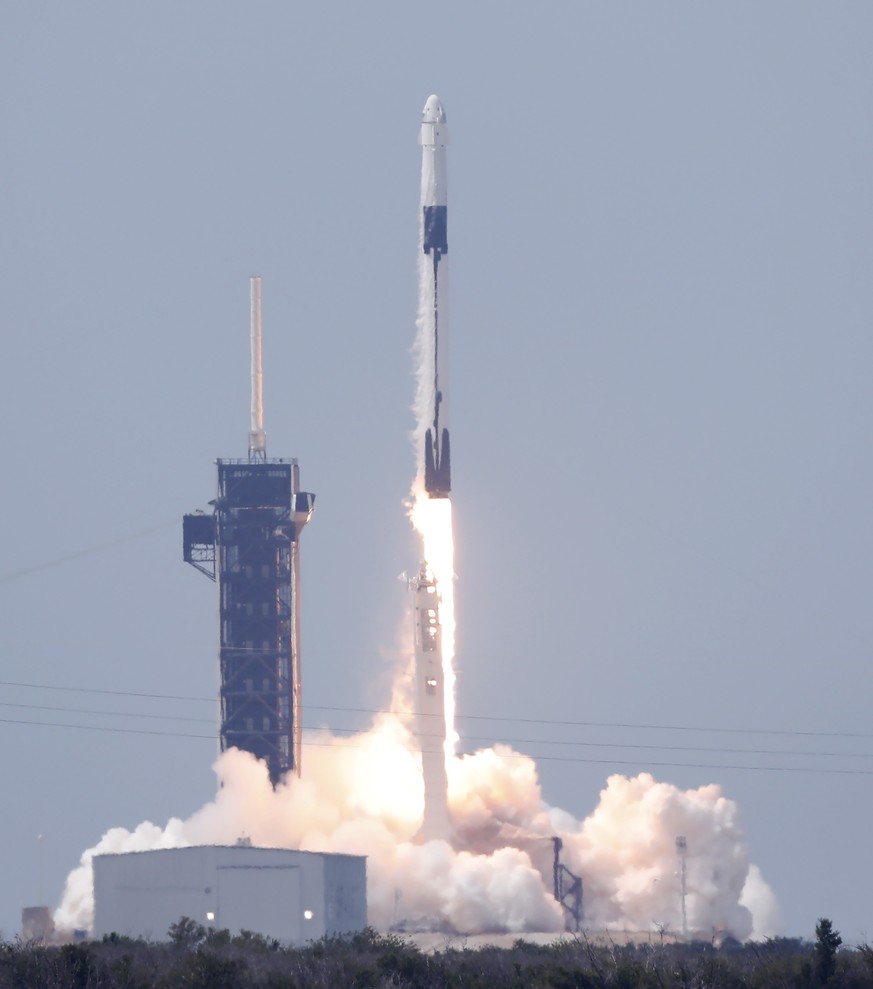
[676,835,688,937]
[248,277,266,461]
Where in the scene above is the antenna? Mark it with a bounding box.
[676,835,688,937]
[248,276,267,461]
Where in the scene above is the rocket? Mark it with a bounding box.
[419,95,451,498]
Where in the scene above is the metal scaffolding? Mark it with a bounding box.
[552,837,583,932]
[184,458,313,785]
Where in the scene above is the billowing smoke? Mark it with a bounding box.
[55,719,781,939]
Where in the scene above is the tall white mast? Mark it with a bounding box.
[248,275,267,461]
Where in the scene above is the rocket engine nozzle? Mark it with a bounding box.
[424,427,451,497]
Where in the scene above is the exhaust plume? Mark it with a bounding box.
[55,731,779,938]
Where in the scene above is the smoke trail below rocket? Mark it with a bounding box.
[55,738,781,939]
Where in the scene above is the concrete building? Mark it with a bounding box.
[93,846,366,944]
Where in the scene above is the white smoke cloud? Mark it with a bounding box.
[741,864,783,940]
[560,773,763,938]
[55,726,778,940]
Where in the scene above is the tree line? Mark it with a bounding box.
[0,917,868,988]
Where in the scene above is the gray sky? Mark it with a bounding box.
[1,2,871,940]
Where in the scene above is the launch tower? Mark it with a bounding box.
[183,278,314,785]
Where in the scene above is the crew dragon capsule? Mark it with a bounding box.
[419,95,451,498]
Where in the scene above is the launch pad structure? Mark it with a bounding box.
[552,837,583,932]
[183,278,314,785]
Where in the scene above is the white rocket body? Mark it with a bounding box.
[419,95,451,498]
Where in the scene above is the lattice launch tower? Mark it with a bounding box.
[183,278,314,785]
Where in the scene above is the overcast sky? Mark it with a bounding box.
[1,2,871,941]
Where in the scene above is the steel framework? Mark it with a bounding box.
[552,837,583,932]
[184,458,313,784]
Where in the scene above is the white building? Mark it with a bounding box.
[93,846,366,945]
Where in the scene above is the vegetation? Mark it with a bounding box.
[1,918,871,988]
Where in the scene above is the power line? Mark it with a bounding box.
[0,521,178,585]
[0,679,214,703]
[1,678,872,743]
[0,701,215,725]
[457,735,873,762]
[0,717,216,741]
[1,716,872,777]
[325,706,873,742]
[1,700,871,763]
[452,751,873,778]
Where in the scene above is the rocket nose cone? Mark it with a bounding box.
[421,94,447,124]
